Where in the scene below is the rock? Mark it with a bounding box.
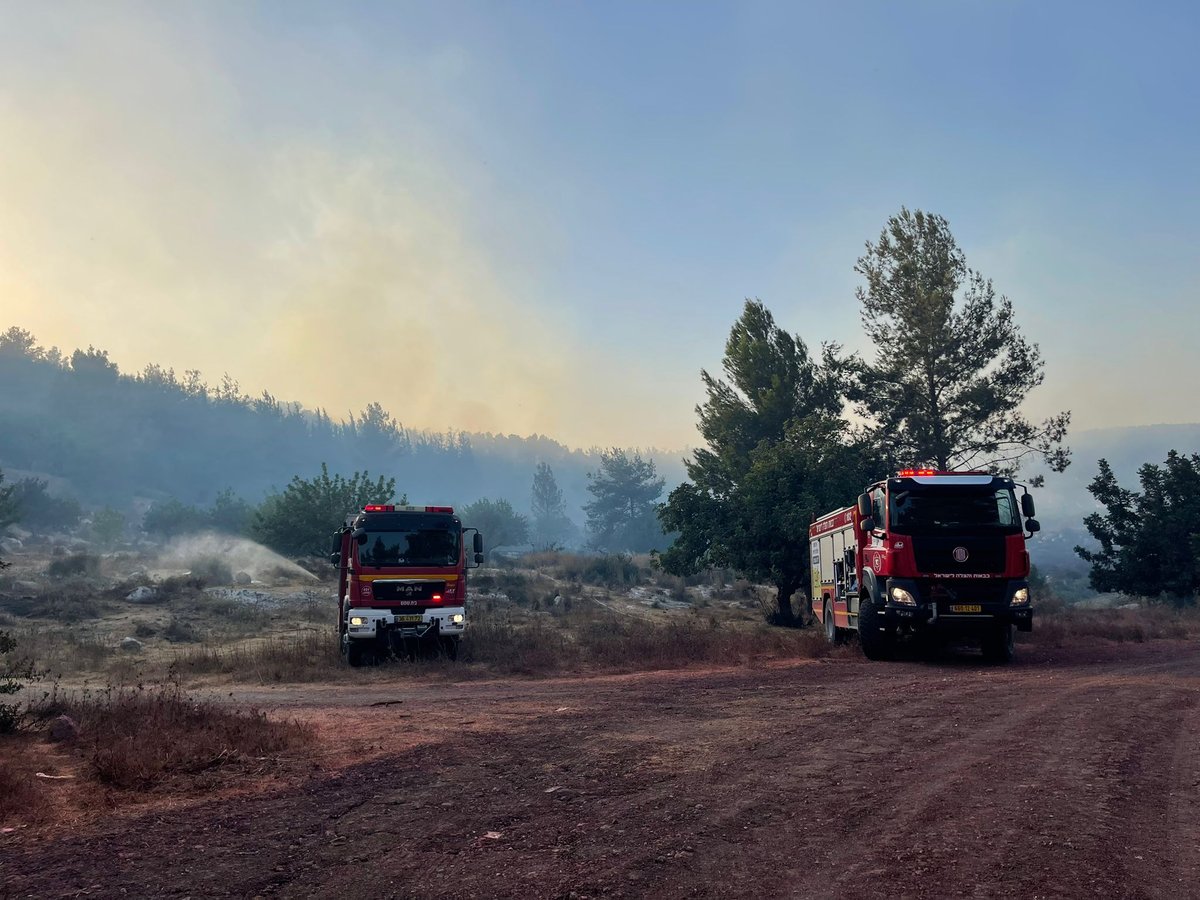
[234,571,252,585]
[47,715,79,742]
[125,586,157,603]
[0,537,23,554]
[4,526,31,541]
[119,636,144,652]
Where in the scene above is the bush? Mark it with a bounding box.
[0,630,40,732]
[186,555,233,586]
[47,553,101,578]
[38,681,313,790]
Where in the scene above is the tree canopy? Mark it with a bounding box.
[659,300,875,622]
[530,462,571,549]
[252,464,399,556]
[1075,452,1200,603]
[459,498,529,554]
[852,208,1069,482]
[584,450,667,552]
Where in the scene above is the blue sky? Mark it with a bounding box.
[2,1,1197,448]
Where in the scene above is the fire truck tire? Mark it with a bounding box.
[981,623,1015,664]
[823,602,839,644]
[858,596,893,661]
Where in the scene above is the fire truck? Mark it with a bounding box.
[330,504,484,666]
[809,470,1039,662]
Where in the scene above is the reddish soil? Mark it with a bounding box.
[5,639,1200,898]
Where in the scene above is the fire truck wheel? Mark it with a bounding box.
[823,602,839,644]
[858,597,893,661]
[981,623,1015,664]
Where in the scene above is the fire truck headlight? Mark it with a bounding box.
[890,587,916,606]
[450,614,464,624]
[349,616,366,626]
[1011,588,1030,606]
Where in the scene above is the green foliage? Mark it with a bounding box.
[142,489,254,539]
[530,462,571,549]
[460,497,530,553]
[851,208,1070,482]
[659,300,869,623]
[1075,452,1200,603]
[0,469,19,532]
[90,507,126,547]
[251,463,399,556]
[1,630,40,733]
[5,478,83,532]
[584,449,666,552]
[143,498,210,538]
[209,488,253,535]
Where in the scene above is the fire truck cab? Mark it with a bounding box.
[810,470,1039,662]
[331,505,483,666]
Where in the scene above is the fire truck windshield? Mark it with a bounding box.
[889,487,1020,534]
[358,529,460,568]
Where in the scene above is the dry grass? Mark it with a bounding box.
[169,631,342,682]
[0,748,53,825]
[1027,602,1199,648]
[461,606,833,674]
[49,682,313,790]
[0,681,314,826]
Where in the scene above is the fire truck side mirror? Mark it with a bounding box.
[473,533,484,556]
[857,493,871,518]
[1025,518,1041,534]
[860,516,875,533]
[354,530,368,546]
[328,551,339,566]
[1021,494,1036,518]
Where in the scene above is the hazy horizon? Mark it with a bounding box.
[4,1,1198,448]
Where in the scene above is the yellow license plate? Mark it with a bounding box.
[394,615,424,623]
[950,604,983,613]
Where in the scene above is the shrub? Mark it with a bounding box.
[40,681,313,790]
[47,553,102,578]
[0,630,41,732]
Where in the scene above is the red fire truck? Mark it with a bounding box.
[809,470,1039,662]
[330,504,484,666]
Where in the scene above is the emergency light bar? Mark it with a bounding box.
[896,469,991,477]
[362,504,395,512]
[362,504,456,514]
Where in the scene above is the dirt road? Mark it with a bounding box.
[6,640,1200,898]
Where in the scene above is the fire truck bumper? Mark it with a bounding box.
[346,607,467,641]
[883,579,1033,633]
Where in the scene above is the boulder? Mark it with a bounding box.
[234,571,252,585]
[0,537,23,555]
[119,636,144,653]
[125,586,157,603]
[47,715,80,743]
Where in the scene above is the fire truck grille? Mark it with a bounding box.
[371,581,446,602]
[923,579,1009,606]
[912,536,1006,574]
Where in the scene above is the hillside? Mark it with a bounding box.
[0,330,688,527]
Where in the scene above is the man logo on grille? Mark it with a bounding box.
[952,547,969,563]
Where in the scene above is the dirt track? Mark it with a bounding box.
[6,640,1200,898]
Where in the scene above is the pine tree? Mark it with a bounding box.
[584,450,666,552]
[530,462,569,549]
[852,208,1070,482]
[659,300,873,623]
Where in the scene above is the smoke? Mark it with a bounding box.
[159,532,318,584]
